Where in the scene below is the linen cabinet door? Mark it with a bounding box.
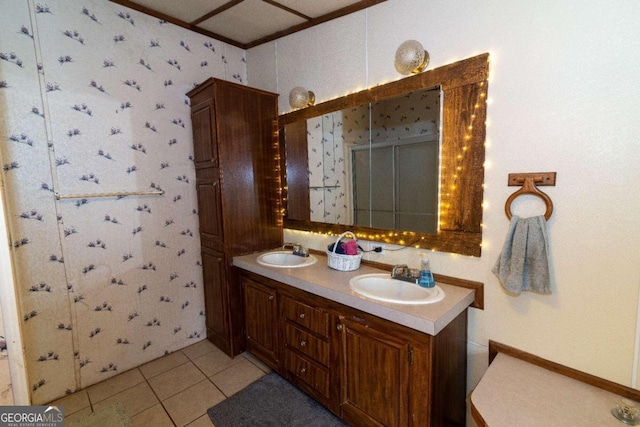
[201,248,229,353]
[242,276,278,369]
[338,315,411,427]
[196,169,223,252]
[190,96,218,170]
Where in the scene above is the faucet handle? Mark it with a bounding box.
[392,264,408,277]
[293,244,309,257]
[282,242,295,251]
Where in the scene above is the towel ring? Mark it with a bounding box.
[505,177,554,221]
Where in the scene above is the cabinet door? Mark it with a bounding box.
[191,98,218,170]
[338,316,411,427]
[214,82,281,254]
[242,277,278,368]
[196,170,223,251]
[201,248,228,349]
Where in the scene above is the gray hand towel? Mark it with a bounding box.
[492,215,551,295]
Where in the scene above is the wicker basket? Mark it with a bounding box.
[327,231,362,271]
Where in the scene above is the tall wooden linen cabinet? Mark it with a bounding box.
[187,79,282,356]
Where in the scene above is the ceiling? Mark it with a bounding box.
[109,0,387,49]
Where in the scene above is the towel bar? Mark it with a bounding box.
[54,190,164,200]
[504,172,555,220]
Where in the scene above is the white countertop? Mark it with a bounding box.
[232,250,475,336]
[471,353,634,427]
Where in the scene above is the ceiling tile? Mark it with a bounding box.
[276,0,363,19]
[110,0,386,47]
[198,0,307,45]
[131,0,229,23]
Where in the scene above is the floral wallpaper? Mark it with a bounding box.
[307,89,439,224]
[308,113,350,224]
[0,0,247,404]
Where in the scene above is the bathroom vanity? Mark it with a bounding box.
[234,250,480,427]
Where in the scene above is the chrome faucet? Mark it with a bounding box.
[391,264,420,284]
[282,243,309,257]
[392,264,408,278]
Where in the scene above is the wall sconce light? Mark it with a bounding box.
[394,40,429,75]
[289,87,315,109]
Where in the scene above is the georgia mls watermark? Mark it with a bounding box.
[0,406,63,427]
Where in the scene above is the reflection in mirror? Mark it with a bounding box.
[279,53,489,257]
[307,88,441,235]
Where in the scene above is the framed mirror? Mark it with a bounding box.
[279,53,489,257]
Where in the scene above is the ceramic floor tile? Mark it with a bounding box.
[0,359,13,406]
[243,351,272,373]
[86,368,145,404]
[48,390,91,417]
[62,406,92,424]
[41,342,274,426]
[186,413,215,427]
[182,339,219,361]
[92,381,159,417]
[148,361,206,400]
[49,390,90,416]
[209,358,265,397]
[131,403,174,427]
[163,379,226,427]
[192,346,242,377]
[139,350,190,379]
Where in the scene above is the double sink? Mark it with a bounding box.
[256,251,444,305]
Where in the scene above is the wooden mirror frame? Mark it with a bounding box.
[279,53,489,257]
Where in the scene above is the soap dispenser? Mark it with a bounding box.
[418,255,435,288]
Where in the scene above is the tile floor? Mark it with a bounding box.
[48,340,271,427]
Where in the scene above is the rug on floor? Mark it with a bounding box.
[207,372,348,426]
[67,402,133,427]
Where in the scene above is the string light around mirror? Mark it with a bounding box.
[280,54,489,257]
[439,81,487,230]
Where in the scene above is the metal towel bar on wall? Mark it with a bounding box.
[504,172,556,221]
[54,190,164,200]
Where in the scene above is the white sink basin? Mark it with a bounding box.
[349,273,445,305]
[257,251,317,268]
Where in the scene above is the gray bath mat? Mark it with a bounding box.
[207,372,347,426]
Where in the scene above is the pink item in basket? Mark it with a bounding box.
[342,240,358,255]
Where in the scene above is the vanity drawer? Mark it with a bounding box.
[281,296,329,337]
[284,323,329,366]
[284,349,330,398]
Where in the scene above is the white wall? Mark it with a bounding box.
[248,0,640,391]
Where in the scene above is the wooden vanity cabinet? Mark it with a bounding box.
[241,273,337,409]
[337,310,467,427]
[338,314,415,427]
[281,294,334,408]
[242,276,278,369]
[240,270,468,426]
[187,79,281,357]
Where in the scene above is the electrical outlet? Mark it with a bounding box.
[360,241,385,254]
[372,244,385,254]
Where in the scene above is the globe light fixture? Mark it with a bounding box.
[394,40,429,75]
[289,87,315,109]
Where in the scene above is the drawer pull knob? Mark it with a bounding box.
[299,313,306,319]
[337,324,343,332]
[300,367,307,374]
[300,340,307,347]
[268,295,274,301]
